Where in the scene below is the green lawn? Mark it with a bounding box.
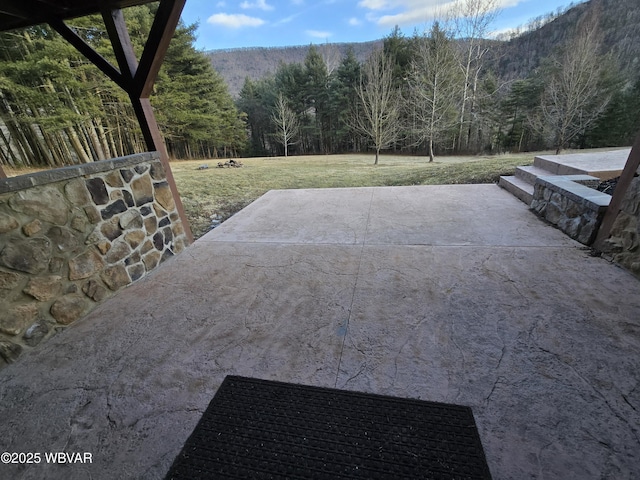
[171,152,537,239]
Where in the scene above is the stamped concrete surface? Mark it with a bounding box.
[535,148,631,179]
[0,184,639,479]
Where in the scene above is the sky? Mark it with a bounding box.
[178,0,586,51]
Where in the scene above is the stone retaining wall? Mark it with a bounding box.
[0,153,187,367]
[530,175,609,245]
[601,175,640,278]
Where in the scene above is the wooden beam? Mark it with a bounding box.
[104,1,192,242]
[49,19,127,91]
[0,4,32,18]
[29,2,194,244]
[135,0,186,98]
[131,97,194,243]
[0,0,60,20]
[102,8,138,82]
[594,132,640,249]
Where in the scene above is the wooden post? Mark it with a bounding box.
[11,1,194,241]
[594,132,640,249]
[132,97,194,242]
[102,0,193,243]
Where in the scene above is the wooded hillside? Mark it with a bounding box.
[0,0,638,167]
[220,0,639,159]
[490,0,640,82]
[206,41,381,98]
[208,0,639,97]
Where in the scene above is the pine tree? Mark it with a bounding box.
[153,22,247,159]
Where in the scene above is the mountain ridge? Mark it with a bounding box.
[205,0,639,97]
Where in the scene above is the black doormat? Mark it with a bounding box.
[165,376,492,479]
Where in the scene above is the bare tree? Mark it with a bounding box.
[271,93,300,157]
[320,41,342,76]
[409,22,463,162]
[541,11,614,153]
[450,0,500,152]
[352,48,402,165]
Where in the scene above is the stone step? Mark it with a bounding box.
[534,155,583,176]
[498,175,534,205]
[533,149,629,180]
[515,165,556,184]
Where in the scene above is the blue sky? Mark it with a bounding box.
[179,0,585,51]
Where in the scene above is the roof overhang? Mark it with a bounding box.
[0,0,158,32]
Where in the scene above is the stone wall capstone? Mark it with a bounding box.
[0,152,187,367]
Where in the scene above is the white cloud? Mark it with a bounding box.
[358,0,393,9]
[349,17,363,26]
[216,1,226,7]
[376,8,438,26]
[359,0,515,27]
[240,0,274,11]
[306,30,333,39]
[207,13,265,28]
[358,0,453,27]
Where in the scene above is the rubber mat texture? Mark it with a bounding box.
[165,376,492,479]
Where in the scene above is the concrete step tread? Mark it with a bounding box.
[515,165,557,184]
[500,175,534,192]
[499,175,534,205]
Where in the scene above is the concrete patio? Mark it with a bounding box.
[0,184,639,479]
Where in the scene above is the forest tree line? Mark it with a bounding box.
[0,4,246,169]
[239,0,640,161]
[0,0,639,169]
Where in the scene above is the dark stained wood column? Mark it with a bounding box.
[49,0,193,243]
[102,2,193,243]
[594,132,640,249]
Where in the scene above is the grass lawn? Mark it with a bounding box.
[171,152,539,239]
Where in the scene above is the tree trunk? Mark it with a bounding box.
[66,127,92,163]
[96,119,112,159]
[87,120,106,160]
[0,125,18,168]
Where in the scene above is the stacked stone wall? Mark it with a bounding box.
[0,152,187,367]
[601,175,640,278]
[531,176,609,245]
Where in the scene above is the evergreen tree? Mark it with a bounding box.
[582,76,640,148]
[274,62,307,152]
[0,5,247,168]
[153,22,247,158]
[499,77,544,152]
[303,45,329,153]
[237,76,275,156]
[328,48,361,152]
